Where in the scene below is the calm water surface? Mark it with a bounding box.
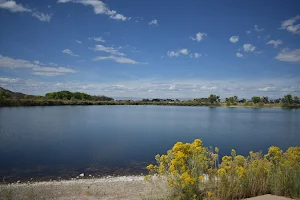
[0,106,299,182]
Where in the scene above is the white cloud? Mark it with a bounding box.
[92,56,147,64]
[32,72,65,76]
[190,32,207,42]
[243,44,256,52]
[266,40,283,48]
[254,24,264,32]
[57,0,71,2]
[246,30,251,34]
[167,49,189,57]
[1,76,299,98]
[190,53,201,58]
[0,55,77,76]
[194,53,201,58]
[0,0,30,12]
[110,13,126,21]
[275,48,300,63]
[236,53,243,57]
[0,0,52,22]
[258,87,276,92]
[89,37,105,42]
[167,51,179,57]
[57,0,127,21]
[149,19,158,25]
[75,40,82,44]
[62,49,79,57]
[179,49,189,55]
[0,77,22,83]
[286,24,300,34]
[280,15,300,34]
[90,44,125,56]
[32,11,52,22]
[229,36,239,43]
[254,51,264,55]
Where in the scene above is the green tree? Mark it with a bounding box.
[294,96,300,104]
[226,96,238,104]
[261,96,269,104]
[0,91,11,99]
[45,92,57,99]
[251,96,261,104]
[282,94,293,104]
[208,94,220,104]
[239,98,246,103]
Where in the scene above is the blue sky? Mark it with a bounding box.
[0,0,300,99]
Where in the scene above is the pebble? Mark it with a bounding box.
[79,173,84,177]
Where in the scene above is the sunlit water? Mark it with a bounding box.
[0,106,299,182]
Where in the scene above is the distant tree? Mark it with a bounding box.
[225,96,238,105]
[208,94,220,104]
[233,96,238,103]
[194,98,209,103]
[44,91,112,101]
[152,98,161,102]
[282,94,293,104]
[24,94,30,99]
[251,96,261,104]
[34,96,44,100]
[274,98,281,104]
[261,96,269,104]
[45,92,57,99]
[0,91,11,99]
[294,96,300,104]
[238,98,246,103]
[166,99,174,102]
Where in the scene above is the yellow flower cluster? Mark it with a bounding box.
[146,139,300,200]
[146,139,214,198]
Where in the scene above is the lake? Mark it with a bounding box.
[0,106,299,182]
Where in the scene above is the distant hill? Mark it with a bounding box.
[0,87,32,99]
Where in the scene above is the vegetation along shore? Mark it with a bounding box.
[146,139,300,200]
[0,87,299,108]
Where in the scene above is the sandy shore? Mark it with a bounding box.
[0,176,169,200]
[0,176,295,200]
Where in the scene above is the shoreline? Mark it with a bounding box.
[0,175,169,200]
[0,176,295,200]
[0,101,298,109]
[1,175,145,186]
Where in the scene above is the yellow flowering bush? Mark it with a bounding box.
[147,139,216,199]
[147,139,300,200]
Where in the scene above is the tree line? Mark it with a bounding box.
[0,89,113,102]
[44,91,114,101]
[0,87,299,108]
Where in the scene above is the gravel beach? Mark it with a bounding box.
[0,176,169,200]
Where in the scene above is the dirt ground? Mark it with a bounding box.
[0,176,169,200]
